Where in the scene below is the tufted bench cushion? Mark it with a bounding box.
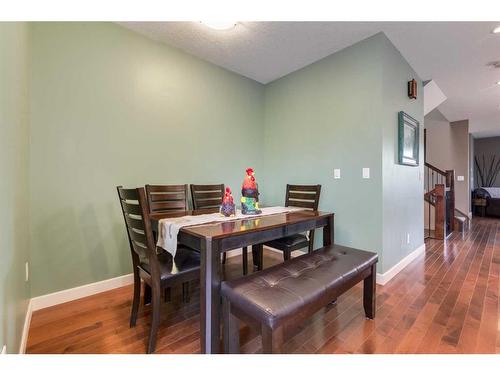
[222,244,377,329]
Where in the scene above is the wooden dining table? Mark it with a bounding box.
[150,208,334,354]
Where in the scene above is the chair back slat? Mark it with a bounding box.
[150,200,186,212]
[287,184,319,192]
[149,192,186,202]
[117,186,156,263]
[124,214,145,231]
[191,184,224,210]
[146,185,186,193]
[145,184,188,214]
[286,184,321,210]
[121,201,143,216]
[128,229,148,246]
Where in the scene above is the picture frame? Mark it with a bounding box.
[398,111,420,166]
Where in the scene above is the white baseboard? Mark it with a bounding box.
[18,299,33,354]
[31,273,134,312]
[376,243,426,286]
[29,247,274,313]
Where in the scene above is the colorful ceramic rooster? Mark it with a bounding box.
[220,187,236,217]
[241,167,262,214]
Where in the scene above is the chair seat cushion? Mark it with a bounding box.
[139,246,200,282]
[265,233,309,250]
[221,245,377,329]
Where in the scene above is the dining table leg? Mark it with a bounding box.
[323,214,337,305]
[200,237,221,354]
[323,214,334,246]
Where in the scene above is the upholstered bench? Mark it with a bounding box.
[221,244,378,353]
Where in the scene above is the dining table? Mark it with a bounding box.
[150,207,334,354]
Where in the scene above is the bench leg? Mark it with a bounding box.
[283,249,291,261]
[261,325,284,354]
[223,298,240,354]
[363,263,376,319]
[242,247,248,275]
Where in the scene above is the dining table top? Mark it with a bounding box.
[149,208,334,240]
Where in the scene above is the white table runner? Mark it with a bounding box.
[157,206,304,257]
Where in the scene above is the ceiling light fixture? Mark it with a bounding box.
[200,21,237,30]
[493,26,500,34]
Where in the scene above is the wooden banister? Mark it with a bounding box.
[433,184,445,240]
[424,162,447,177]
[424,162,456,238]
[446,170,455,232]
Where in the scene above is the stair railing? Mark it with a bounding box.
[424,162,455,239]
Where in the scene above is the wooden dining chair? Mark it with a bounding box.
[261,184,322,264]
[117,186,200,353]
[145,184,193,302]
[191,184,248,275]
[145,184,189,214]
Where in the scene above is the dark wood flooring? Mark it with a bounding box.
[26,217,500,354]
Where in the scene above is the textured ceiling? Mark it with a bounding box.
[118,22,500,137]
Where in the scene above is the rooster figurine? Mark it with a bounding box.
[241,167,262,214]
[220,187,236,217]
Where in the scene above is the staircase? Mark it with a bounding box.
[424,162,469,239]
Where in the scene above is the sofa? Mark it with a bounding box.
[473,187,500,217]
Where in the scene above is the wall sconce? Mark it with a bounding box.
[408,79,417,99]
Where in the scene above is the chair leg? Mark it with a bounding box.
[242,247,248,275]
[308,230,315,253]
[144,284,152,306]
[283,249,291,261]
[252,244,263,271]
[223,297,240,353]
[130,270,141,327]
[182,282,190,303]
[147,284,161,354]
[261,325,284,354]
[222,252,227,264]
[252,246,258,270]
[363,264,376,319]
[164,287,171,303]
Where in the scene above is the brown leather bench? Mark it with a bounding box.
[221,244,378,353]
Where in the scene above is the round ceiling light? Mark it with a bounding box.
[200,21,237,30]
[493,26,500,34]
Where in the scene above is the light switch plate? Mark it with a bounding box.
[25,262,29,282]
[334,169,341,179]
[362,168,370,179]
[457,175,464,181]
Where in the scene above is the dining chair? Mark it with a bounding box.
[261,184,322,264]
[191,184,248,275]
[145,184,192,302]
[145,184,189,214]
[117,186,200,353]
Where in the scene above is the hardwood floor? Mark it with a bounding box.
[26,217,500,354]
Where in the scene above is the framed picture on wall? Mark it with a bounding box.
[398,111,419,166]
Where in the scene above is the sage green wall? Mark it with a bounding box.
[262,34,385,266]
[380,36,424,272]
[29,23,264,297]
[29,24,424,298]
[0,22,31,353]
[262,33,425,273]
